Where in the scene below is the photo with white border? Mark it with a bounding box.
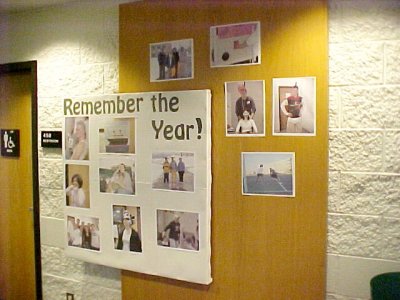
[272,76,316,136]
[242,152,295,197]
[112,205,142,253]
[152,151,195,192]
[150,38,194,82]
[157,209,199,251]
[65,116,89,160]
[67,215,100,251]
[210,21,261,67]
[99,155,135,195]
[65,164,90,208]
[98,117,136,154]
[225,80,265,136]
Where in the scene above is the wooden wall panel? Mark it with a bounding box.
[119,1,328,299]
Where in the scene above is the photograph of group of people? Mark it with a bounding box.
[67,215,100,251]
[157,209,199,251]
[99,155,135,195]
[242,152,295,197]
[112,205,142,253]
[150,38,193,82]
[152,151,194,192]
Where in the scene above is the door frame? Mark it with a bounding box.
[0,61,42,300]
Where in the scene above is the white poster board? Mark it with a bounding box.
[63,90,212,285]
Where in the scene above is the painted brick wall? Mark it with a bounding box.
[0,1,124,299]
[1,1,399,299]
[327,0,400,299]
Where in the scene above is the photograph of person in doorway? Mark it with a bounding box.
[272,76,316,136]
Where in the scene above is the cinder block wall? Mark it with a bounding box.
[327,0,400,299]
[0,1,399,299]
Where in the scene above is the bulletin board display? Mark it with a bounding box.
[63,90,212,285]
[119,0,328,299]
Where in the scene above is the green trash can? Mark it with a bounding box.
[370,272,400,300]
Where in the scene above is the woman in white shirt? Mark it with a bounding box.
[65,174,86,207]
[235,110,258,134]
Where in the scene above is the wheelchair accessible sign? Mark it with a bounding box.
[1,129,20,157]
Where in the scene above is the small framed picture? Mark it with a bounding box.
[149,38,193,82]
[225,80,265,136]
[242,152,295,197]
[210,21,261,67]
[272,77,316,136]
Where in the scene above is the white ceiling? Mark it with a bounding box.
[0,0,80,13]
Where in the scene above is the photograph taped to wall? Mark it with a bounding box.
[66,215,100,251]
[65,116,89,160]
[242,152,295,197]
[157,209,199,252]
[98,117,135,154]
[65,164,90,208]
[152,151,194,192]
[99,155,135,195]
[225,80,265,136]
[272,77,316,136]
[150,38,193,82]
[112,205,142,253]
[63,90,212,284]
[210,21,261,67]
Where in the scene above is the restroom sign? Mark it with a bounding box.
[1,129,20,157]
[41,130,62,148]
